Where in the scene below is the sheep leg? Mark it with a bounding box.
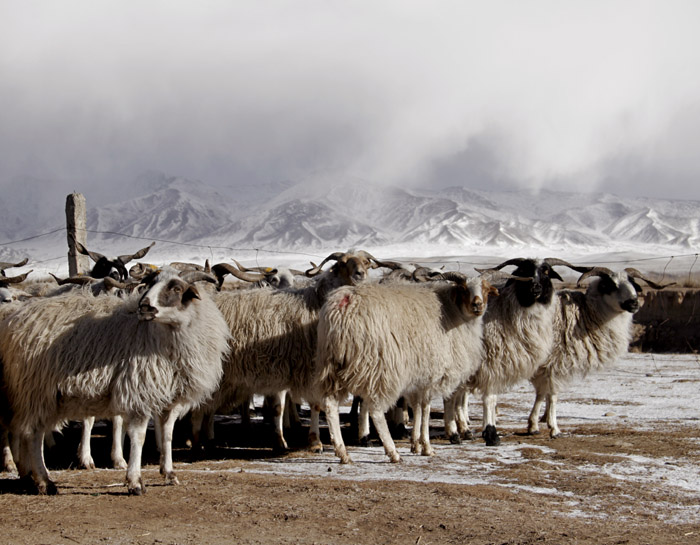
[527,393,545,435]
[324,397,351,463]
[28,431,56,495]
[125,416,150,495]
[159,405,183,485]
[111,415,127,469]
[482,392,501,446]
[546,394,561,438]
[358,400,371,446]
[1,427,16,473]
[410,401,423,454]
[78,416,96,469]
[307,403,324,453]
[190,408,205,450]
[370,405,401,463]
[455,390,473,440]
[270,390,289,451]
[419,402,433,456]
[443,393,461,444]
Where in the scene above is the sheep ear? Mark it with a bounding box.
[183,285,201,304]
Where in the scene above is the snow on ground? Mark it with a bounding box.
[195,353,700,523]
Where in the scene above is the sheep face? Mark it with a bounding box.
[591,272,640,314]
[329,254,373,288]
[453,278,498,318]
[137,274,201,326]
[506,259,562,308]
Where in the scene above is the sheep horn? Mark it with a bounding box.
[117,242,155,265]
[576,267,616,287]
[0,257,29,273]
[0,270,32,287]
[543,258,592,274]
[49,273,94,286]
[129,263,159,280]
[475,268,532,283]
[179,270,219,285]
[212,263,265,284]
[170,261,205,272]
[232,260,276,274]
[75,241,105,263]
[439,271,468,285]
[624,268,675,290]
[305,252,346,276]
[485,258,530,271]
[414,267,447,282]
[370,259,408,271]
[102,276,134,291]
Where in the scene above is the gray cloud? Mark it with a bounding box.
[2,1,700,203]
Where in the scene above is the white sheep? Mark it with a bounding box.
[190,250,383,454]
[316,273,496,463]
[527,267,670,437]
[0,266,230,494]
[459,258,576,446]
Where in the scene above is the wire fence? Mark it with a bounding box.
[1,225,699,284]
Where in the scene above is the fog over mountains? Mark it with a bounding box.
[2,172,699,270]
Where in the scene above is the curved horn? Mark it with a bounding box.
[370,259,408,271]
[0,270,32,287]
[475,268,532,283]
[75,241,105,263]
[102,276,134,291]
[233,260,275,274]
[305,252,346,277]
[129,262,159,280]
[169,261,205,272]
[117,242,155,265]
[576,267,616,287]
[49,273,94,286]
[0,257,29,272]
[414,266,447,283]
[624,268,675,290]
[486,258,530,271]
[179,270,219,285]
[212,263,265,283]
[543,258,592,274]
[439,271,468,285]
[352,250,381,269]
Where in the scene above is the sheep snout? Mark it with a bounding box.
[621,299,639,313]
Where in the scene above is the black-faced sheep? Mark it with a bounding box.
[527,267,671,437]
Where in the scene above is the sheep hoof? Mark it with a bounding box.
[421,448,434,457]
[388,453,402,463]
[37,480,58,495]
[410,443,422,454]
[483,425,501,446]
[527,429,540,436]
[340,455,353,464]
[308,443,324,454]
[3,461,17,474]
[462,429,474,441]
[358,435,371,447]
[128,483,146,496]
[113,458,128,470]
[448,433,462,445]
[164,472,180,486]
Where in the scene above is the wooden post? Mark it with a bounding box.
[66,193,89,276]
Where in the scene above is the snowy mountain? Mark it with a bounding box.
[2,173,700,269]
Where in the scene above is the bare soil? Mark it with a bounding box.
[2,412,699,545]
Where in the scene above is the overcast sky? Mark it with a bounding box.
[2,1,700,203]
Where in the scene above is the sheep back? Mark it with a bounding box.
[0,289,229,436]
[317,282,482,411]
[472,282,557,394]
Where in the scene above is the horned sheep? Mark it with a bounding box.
[527,267,670,437]
[450,258,576,446]
[0,266,230,494]
[190,250,384,454]
[316,273,496,463]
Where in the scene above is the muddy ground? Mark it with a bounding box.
[2,354,700,545]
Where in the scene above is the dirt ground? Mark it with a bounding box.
[1,408,700,545]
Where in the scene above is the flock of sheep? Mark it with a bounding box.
[0,242,670,495]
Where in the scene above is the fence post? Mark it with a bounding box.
[66,193,89,276]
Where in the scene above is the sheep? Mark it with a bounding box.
[75,240,155,281]
[457,258,578,446]
[0,266,230,494]
[190,250,383,454]
[527,267,671,438]
[316,272,497,463]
